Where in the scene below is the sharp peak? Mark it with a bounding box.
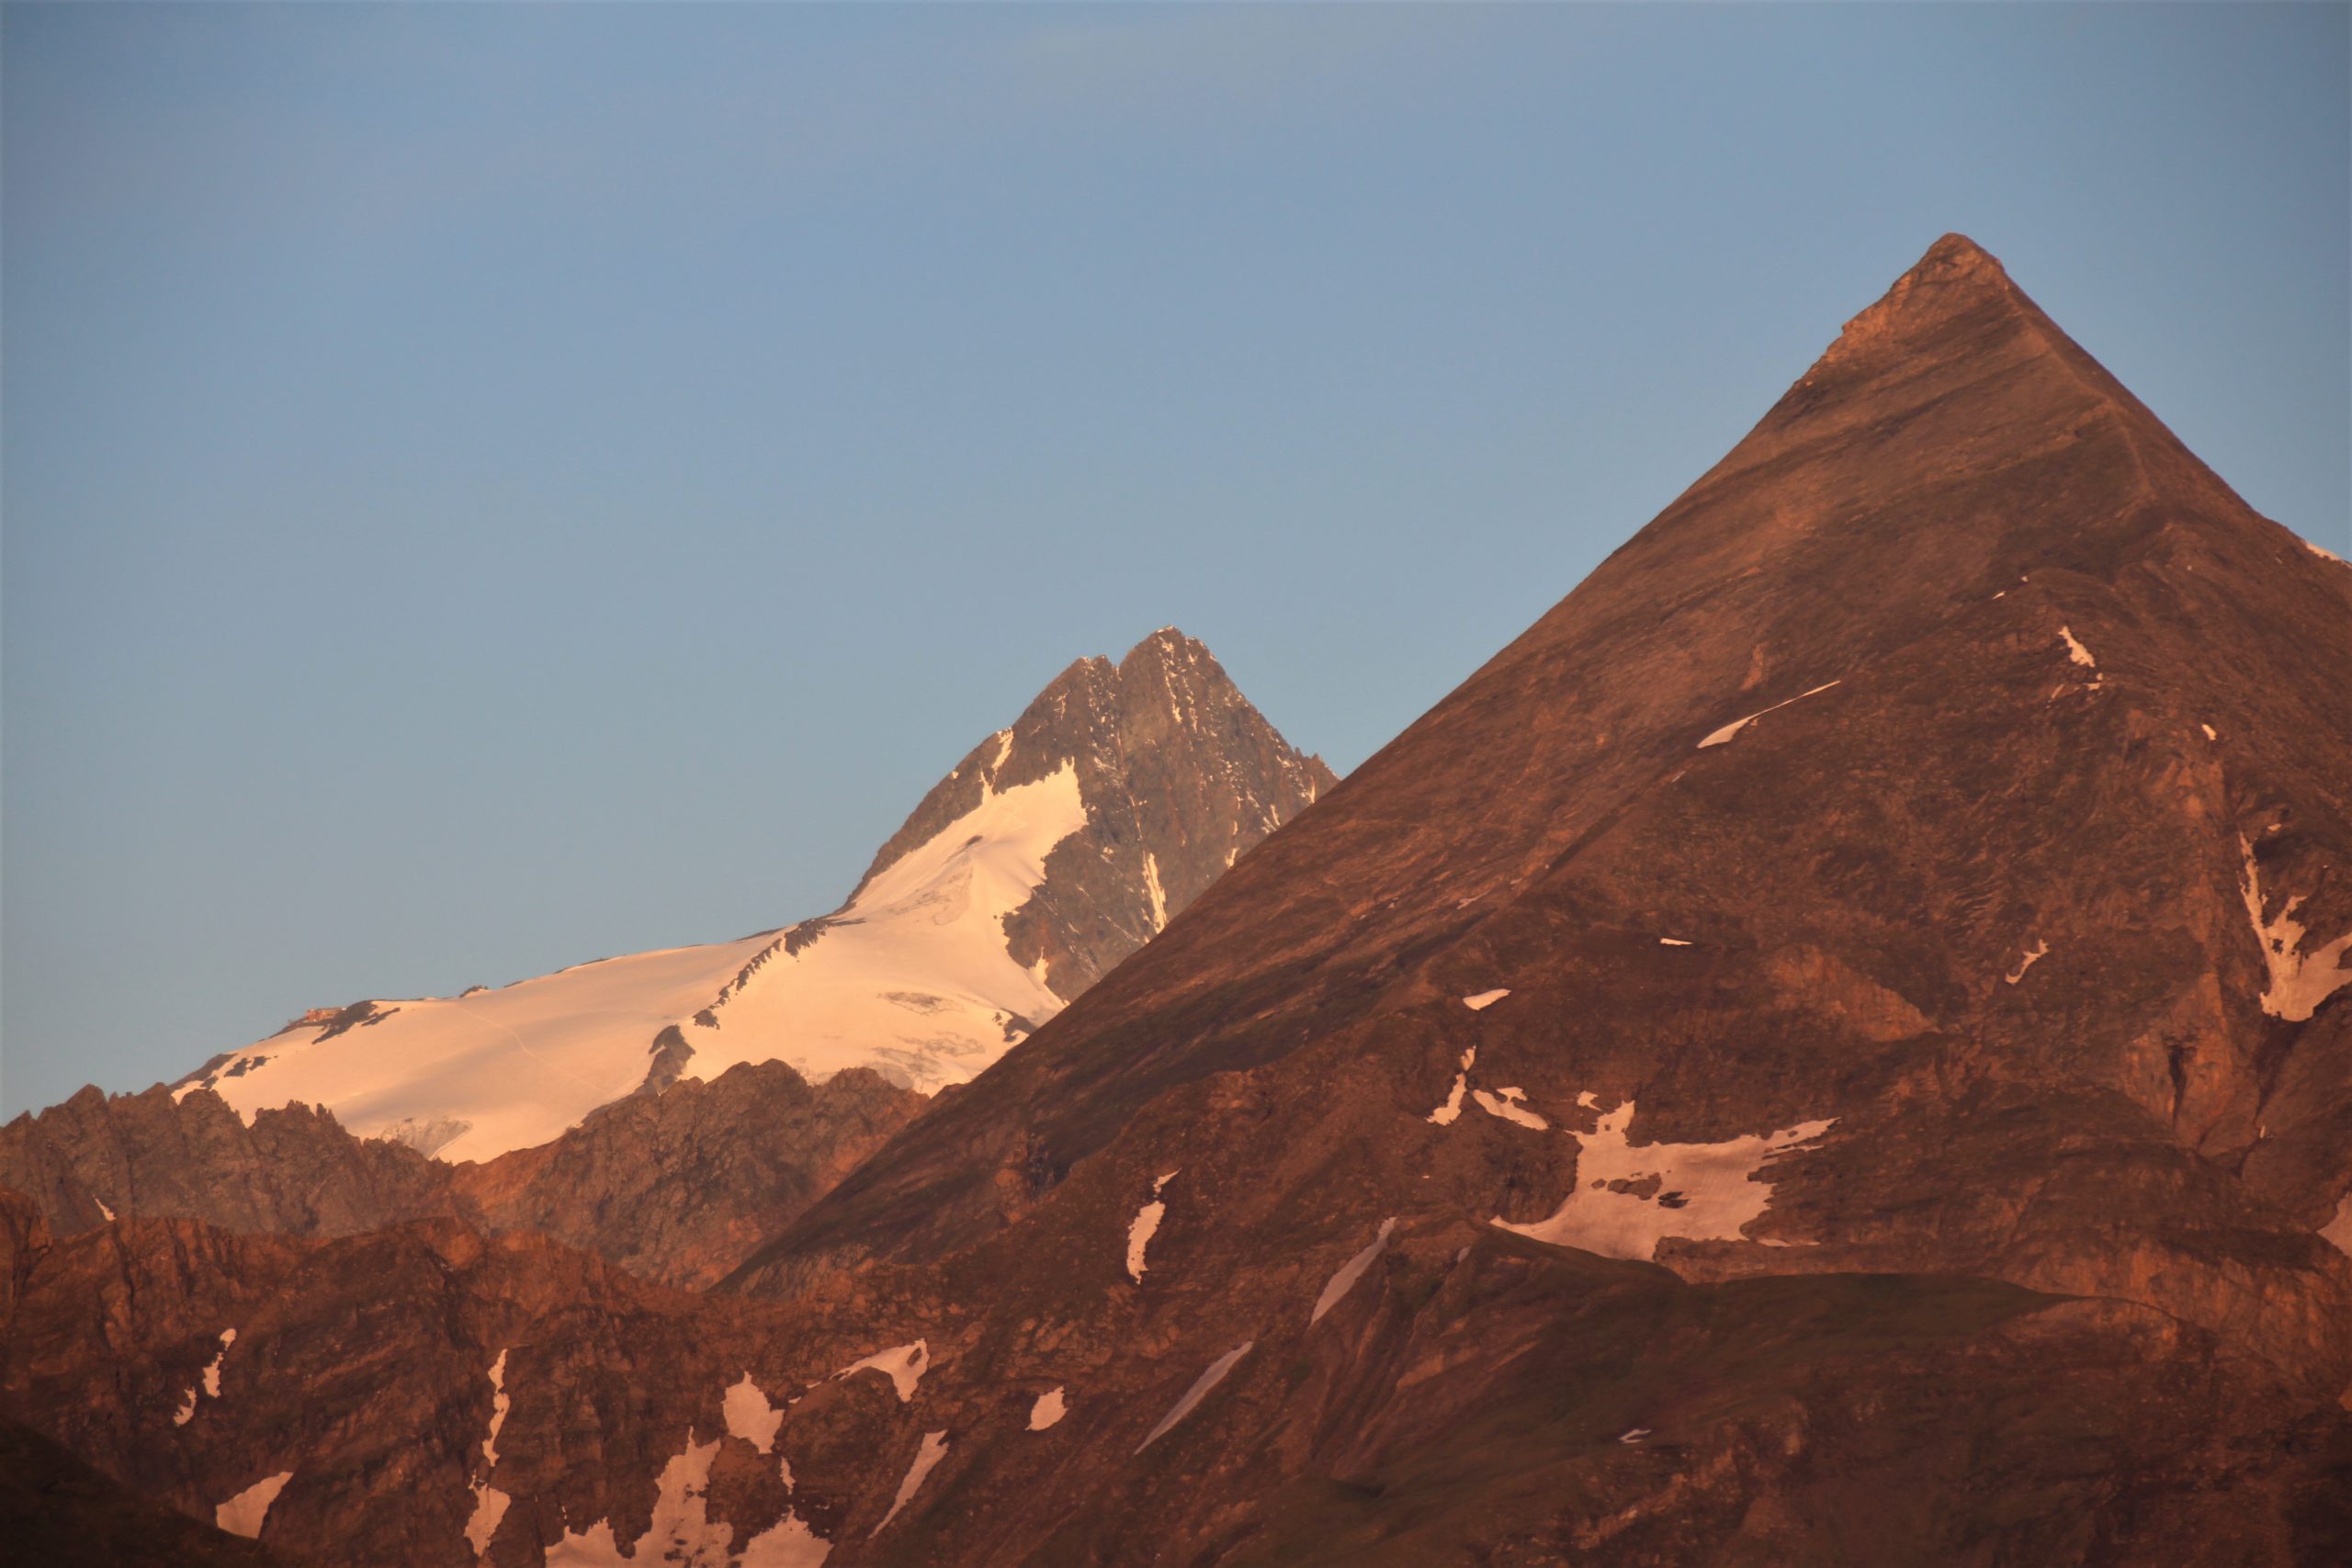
[1126,625,1197,655]
[1815,231,2031,368]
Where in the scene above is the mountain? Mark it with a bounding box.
[0,1062,923,1291]
[9,235,2350,1565]
[167,628,1333,1164]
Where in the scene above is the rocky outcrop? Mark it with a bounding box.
[448,1062,923,1289]
[0,1086,465,1242]
[0,1065,920,1292]
[858,627,1337,999]
[0,1418,288,1567]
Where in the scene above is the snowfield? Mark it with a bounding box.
[187,748,1087,1162]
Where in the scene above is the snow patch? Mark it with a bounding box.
[94,1195,115,1222]
[198,1328,236,1402]
[464,1350,514,1555]
[1126,1171,1179,1281]
[834,1340,929,1404]
[481,1350,511,1465]
[2201,724,2219,740]
[1696,682,1839,749]
[465,1484,512,1557]
[1462,989,1510,1011]
[216,1471,292,1540]
[1028,1387,1068,1430]
[872,1430,950,1537]
[1311,1218,1396,1324]
[1137,1343,1253,1452]
[1493,1098,1834,1260]
[547,1437,743,1566]
[1425,1047,1476,1125]
[1143,852,1169,933]
[1473,1087,1549,1131]
[2058,626,2096,667]
[725,1371,785,1453]
[2239,837,2352,1021]
[2005,940,2048,985]
[1619,1427,1652,1445]
[2323,1196,2352,1258]
[1658,938,1692,947]
[2304,537,2347,566]
[740,1510,832,1567]
[173,1388,197,1426]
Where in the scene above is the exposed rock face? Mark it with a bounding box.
[740,236,2352,1396]
[172,629,1330,1160]
[0,1418,288,1567]
[0,1086,466,1241]
[10,236,2350,1565]
[1,1066,920,1292]
[857,628,1337,1000]
[447,1063,924,1290]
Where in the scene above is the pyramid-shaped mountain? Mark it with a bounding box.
[166,627,1331,1163]
[750,235,2352,1320]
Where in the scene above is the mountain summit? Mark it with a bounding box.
[173,629,1332,1162]
[747,235,2352,1310]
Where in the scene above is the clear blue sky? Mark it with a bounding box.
[5,4,2345,1115]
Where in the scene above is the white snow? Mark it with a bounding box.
[1310,1218,1396,1324]
[1493,1098,1834,1260]
[676,761,1087,1098]
[1028,1387,1069,1430]
[94,1195,115,1222]
[173,1389,197,1426]
[872,1430,950,1537]
[739,1510,832,1567]
[834,1340,929,1404]
[201,1328,236,1399]
[2201,724,2219,740]
[2323,1195,2352,1257]
[1472,1087,1550,1131]
[1696,682,1839,749]
[1462,989,1510,1011]
[196,759,1090,1159]
[2005,940,2048,985]
[1618,1428,1651,1445]
[198,936,776,1161]
[2238,837,2352,1021]
[1658,938,1692,947]
[1126,1171,1180,1281]
[215,1471,292,1540]
[2303,537,2347,565]
[547,1436,745,1567]
[1137,1343,1253,1453]
[1425,1047,1477,1126]
[481,1350,511,1465]
[2057,626,2096,667]
[1143,852,1170,933]
[725,1371,785,1453]
[463,1349,514,1555]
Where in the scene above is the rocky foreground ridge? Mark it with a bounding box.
[6,236,2350,1565]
